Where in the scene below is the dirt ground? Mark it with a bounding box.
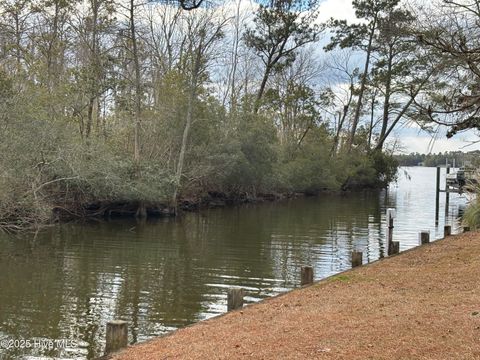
[109,231,480,360]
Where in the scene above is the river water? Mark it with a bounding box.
[0,167,471,359]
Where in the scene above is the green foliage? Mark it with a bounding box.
[244,3,319,73]
[336,150,397,189]
[463,172,480,230]
[278,127,338,192]
[463,199,480,231]
[326,0,401,51]
[370,150,398,184]
[219,115,279,193]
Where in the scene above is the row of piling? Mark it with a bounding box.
[103,211,470,355]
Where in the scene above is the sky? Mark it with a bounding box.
[316,0,480,154]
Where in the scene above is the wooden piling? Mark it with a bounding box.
[419,231,430,245]
[351,251,363,267]
[389,241,400,255]
[387,210,394,246]
[444,225,452,237]
[463,226,470,233]
[435,166,440,224]
[105,320,128,355]
[445,166,450,216]
[300,266,314,286]
[227,288,244,311]
[386,209,396,256]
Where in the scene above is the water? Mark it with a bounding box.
[0,167,471,359]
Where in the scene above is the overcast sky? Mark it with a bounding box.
[316,0,480,154]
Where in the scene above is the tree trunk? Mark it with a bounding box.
[172,44,202,211]
[130,0,142,169]
[86,0,99,139]
[347,15,377,151]
[375,74,430,150]
[130,0,145,217]
[377,46,393,149]
[331,84,354,156]
[254,65,272,114]
[367,90,377,149]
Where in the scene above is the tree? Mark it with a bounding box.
[413,0,480,139]
[370,6,433,150]
[263,47,323,148]
[69,0,115,139]
[320,51,359,155]
[243,0,320,113]
[326,0,400,150]
[0,0,32,74]
[171,10,227,210]
[129,0,142,176]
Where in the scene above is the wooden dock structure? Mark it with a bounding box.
[435,165,476,224]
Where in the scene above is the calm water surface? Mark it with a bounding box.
[0,167,470,359]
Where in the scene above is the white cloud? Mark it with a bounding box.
[317,0,356,23]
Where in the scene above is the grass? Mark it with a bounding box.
[327,274,352,283]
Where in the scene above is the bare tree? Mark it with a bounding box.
[171,9,228,210]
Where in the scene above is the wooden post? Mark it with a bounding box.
[386,208,396,256]
[445,166,450,216]
[389,241,400,255]
[419,231,430,245]
[463,226,470,233]
[435,166,440,225]
[105,320,128,355]
[300,266,314,286]
[444,225,452,236]
[351,251,363,267]
[227,288,244,311]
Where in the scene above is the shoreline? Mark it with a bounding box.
[2,187,380,232]
[56,188,346,219]
[104,231,480,360]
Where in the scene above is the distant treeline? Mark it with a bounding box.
[394,151,480,167]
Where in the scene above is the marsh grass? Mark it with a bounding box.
[463,172,480,230]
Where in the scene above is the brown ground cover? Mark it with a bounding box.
[109,232,480,360]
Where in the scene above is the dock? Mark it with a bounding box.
[435,166,476,224]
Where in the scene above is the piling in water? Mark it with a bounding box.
[351,251,363,267]
[389,241,400,255]
[435,167,440,224]
[444,225,452,237]
[301,266,314,286]
[386,208,396,256]
[227,288,244,311]
[445,166,450,216]
[420,231,430,245]
[105,320,128,355]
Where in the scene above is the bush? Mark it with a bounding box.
[277,127,339,192]
[336,150,398,190]
[463,200,480,230]
[218,115,279,193]
[463,173,480,230]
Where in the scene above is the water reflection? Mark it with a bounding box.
[0,167,468,359]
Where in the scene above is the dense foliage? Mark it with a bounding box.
[1,0,478,229]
